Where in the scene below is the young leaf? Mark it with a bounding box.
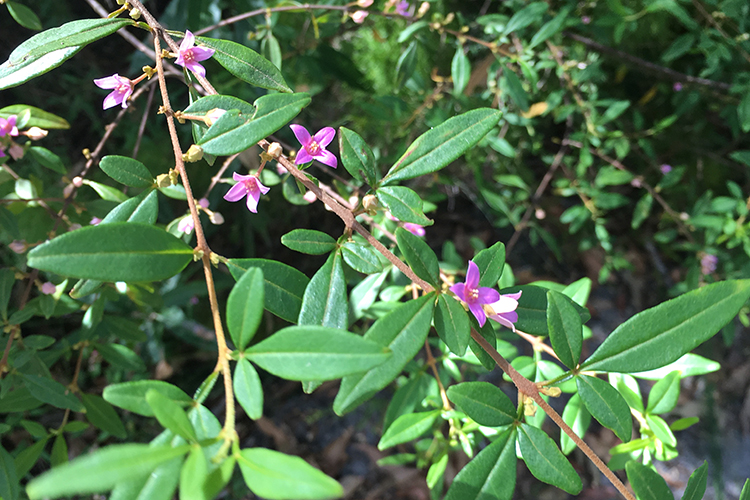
[609,373,645,413]
[376,186,433,226]
[245,326,390,381]
[99,156,153,188]
[395,227,440,287]
[446,381,516,426]
[576,375,632,443]
[280,229,336,255]
[444,428,516,500]
[646,371,681,414]
[226,267,264,351]
[228,258,309,323]
[26,444,191,499]
[237,448,343,500]
[81,393,127,439]
[339,126,378,186]
[0,445,19,500]
[378,410,440,450]
[434,294,470,356]
[546,290,583,369]
[234,358,263,420]
[103,380,192,417]
[739,478,749,500]
[499,285,590,336]
[21,374,84,411]
[625,461,674,500]
[146,390,197,443]
[646,414,676,447]
[27,223,193,282]
[582,280,750,373]
[298,252,348,329]
[517,424,582,494]
[682,462,708,500]
[194,36,291,93]
[560,393,592,455]
[333,294,435,414]
[382,109,503,184]
[472,242,506,288]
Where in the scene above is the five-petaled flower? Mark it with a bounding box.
[290,125,338,168]
[223,172,270,213]
[486,291,522,331]
[94,74,135,109]
[175,30,216,79]
[450,261,501,327]
[0,115,19,137]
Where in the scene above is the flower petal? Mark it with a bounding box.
[290,124,311,147]
[489,312,516,331]
[488,295,519,314]
[233,172,252,182]
[190,46,215,61]
[94,75,121,89]
[449,283,467,302]
[256,178,271,195]
[102,92,122,110]
[181,30,195,51]
[476,287,500,305]
[465,261,480,290]
[187,61,207,79]
[223,183,247,202]
[295,149,313,165]
[313,127,335,147]
[469,304,487,327]
[246,189,260,213]
[317,149,338,168]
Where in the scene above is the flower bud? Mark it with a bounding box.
[362,194,378,212]
[267,142,283,159]
[72,176,84,188]
[9,143,24,160]
[156,173,172,188]
[129,7,141,19]
[198,198,210,209]
[357,0,373,7]
[24,127,48,141]
[417,1,430,17]
[204,108,226,127]
[209,211,225,225]
[182,144,204,163]
[352,10,369,23]
[41,282,57,295]
[169,168,180,185]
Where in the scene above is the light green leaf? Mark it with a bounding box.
[237,448,342,500]
[228,258,309,323]
[341,242,384,274]
[646,414,676,447]
[518,424,582,494]
[625,461,674,500]
[382,109,502,184]
[646,371,680,414]
[560,393,592,455]
[103,380,192,417]
[446,381,516,426]
[562,277,592,307]
[582,280,750,373]
[576,375,632,442]
[234,358,263,420]
[26,444,191,499]
[547,290,583,369]
[499,285,590,336]
[0,18,133,90]
[82,179,128,202]
[246,326,390,381]
[100,156,153,188]
[434,294,470,356]
[444,428,516,500]
[298,252,348,329]
[146,390,197,443]
[376,186,433,226]
[682,462,707,500]
[179,447,208,500]
[739,478,749,500]
[7,1,42,30]
[378,410,440,450]
[472,242,506,288]
[27,223,193,282]
[630,353,720,380]
[281,229,336,255]
[632,193,653,230]
[396,227,440,287]
[81,393,127,439]
[339,126,378,186]
[451,46,470,95]
[195,36,291,92]
[21,374,84,411]
[227,268,264,351]
[0,105,69,129]
[28,147,66,174]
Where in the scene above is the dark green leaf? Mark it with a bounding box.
[682,462,707,500]
[97,343,146,372]
[281,229,336,255]
[103,380,192,417]
[21,374,84,411]
[447,381,516,426]
[7,1,42,30]
[625,461,674,500]
[99,156,153,188]
[341,242,384,274]
[50,434,68,467]
[378,410,440,450]
[518,424,582,494]
[396,227,440,287]
[547,290,583,369]
[234,358,263,420]
[444,429,516,500]
[339,127,378,185]
[472,242,506,288]
[101,189,158,225]
[500,285,590,336]
[81,393,127,439]
[226,267,264,351]
[298,252,348,329]
[146,390,197,443]
[503,68,529,111]
[632,193,653,230]
[14,437,49,478]
[0,268,15,322]
[434,294,470,356]
[377,186,433,226]
[529,6,571,48]
[0,206,21,240]
[738,92,750,133]
[0,445,19,500]
[383,372,435,430]
[396,41,418,87]
[28,147,66,174]
[503,2,547,35]
[576,375,632,442]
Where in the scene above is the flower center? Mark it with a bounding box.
[242,178,259,194]
[307,140,321,155]
[116,83,130,94]
[466,288,479,302]
[183,50,195,62]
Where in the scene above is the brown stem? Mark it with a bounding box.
[424,340,451,411]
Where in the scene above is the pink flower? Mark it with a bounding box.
[178,216,195,234]
[700,253,717,275]
[395,0,410,16]
[290,125,337,168]
[8,143,23,160]
[487,291,522,331]
[90,217,102,225]
[223,172,270,213]
[41,282,56,295]
[357,0,373,6]
[450,261,501,327]
[0,115,19,137]
[403,222,426,237]
[94,74,135,109]
[581,16,591,24]
[352,10,369,23]
[673,82,683,92]
[175,30,215,79]
[0,148,5,158]
[198,198,210,209]
[9,240,26,253]
[659,164,672,174]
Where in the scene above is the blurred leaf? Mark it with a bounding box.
[21,374,84,411]
[103,380,192,417]
[376,186,433,226]
[576,375,632,442]
[396,40,418,87]
[81,393,127,439]
[28,147,66,174]
[547,290,583,369]
[146,390,197,443]
[227,267,264,351]
[646,414,676,447]
[0,105,69,129]
[434,294,470,356]
[97,343,146,372]
[378,410,440,450]
[7,1,42,30]
[739,93,750,133]
[451,46,470,95]
[503,2,547,35]
[0,268,15,322]
[14,437,49,478]
[396,227,440,287]
[234,358,263,420]
[529,6,571,48]
[625,461,674,500]
[50,434,67,467]
[339,127,378,185]
[179,447,208,500]
[518,424,582,494]
[503,68,529,111]
[662,34,695,62]
[298,252,348,329]
[632,193,653,229]
[0,445,19,500]
[447,382,516,426]
[99,156,153,188]
[281,229,336,255]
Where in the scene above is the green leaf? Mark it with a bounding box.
[246,326,391,381]
[0,387,44,413]
[662,33,695,62]
[378,410,440,450]
[0,268,15,322]
[451,46,470,95]
[237,448,343,500]
[28,147,66,174]
[227,267,264,351]
[396,227,440,287]
[383,372,435,431]
[468,319,498,370]
[339,127,378,186]
[0,445,19,500]
[739,478,749,500]
[146,390,197,443]
[529,6,571,48]
[472,242,506,288]
[434,294,470,356]
[341,242,384,274]
[632,193,653,229]
[99,156,153,188]
[0,105,69,129]
[81,393,127,439]
[234,358,263,420]
[228,258,309,323]
[376,186,433,226]
[582,280,750,372]
[646,414,676,447]
[97,343,146,372]
[21,374,84,411]
[298,252,348,329]
[103,380,192,417]
[396,40,418,87]
[0,206,21,240]
[7,1,42,30]
[196,93,310,156]
[503,68,529,111]
[446,381,516,426]
[202,457,235,500]
[738,92,750,133]
[26,444,191,499]
[82,179,128,202]
[445,428,516,500]
[595,165,634,186]
[610,373,644,413]
[560,393,592,455]
[15,437,49,478]
[630,353,720,380]
[195,36,291,93]
[646,371,680,414]
[0,18,133,90]
[334,294,435,414]
[27,223,192,282]
[382,109,503,184]
[517,424,582,494]
[546,290,583,369]
[576,375,631,442]
[50,434,68,467]
[179,447,208,500]
[281,229,336,255]
[503,2,547,35]
[625,461,674,500]
[682,462,708,500]
[562,277,592,307]
[500,285,590,336]
[101,188,158,225]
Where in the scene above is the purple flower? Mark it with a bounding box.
[0,115,19,137]
[175,30,215,79]
[395,0,410,15]
[659,164,672,174]
[94,74,134,109]
[700,253,717,275]
[41,282,57,295]
[581,16,591,24]
[673,82,683,92]
[178,216,195,234]
[450,261,501,327]
[487,291,522,331]
[90,217,102,225]
[290,125,337,168]
[223,172,270,213]
[403,222,426,237]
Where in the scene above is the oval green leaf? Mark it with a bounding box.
[100,156,153,188]
[21,374,84,412]
[518,424,582,495]
[281,229,336,255]
[297,252,348,329]
[29,147,66,174]
[625,461,674,500]
[227,267,264,351]
[376,186,433,226]
[682,462,708,500]
[646,370,680,414]
[395,227,440,287]
[145,390,197,443]
[560,393,591,455]
[499,285,590,336]
[7,2,42,31]
[339,126,377,185]
[234,358,263,420]
[378,410,440,450]
[546,290,583,369]
[0,104,69,129]
[576,375,632,442]
[81,393,127,439]
[434,294,470,356]
[472,242,506,288]
[447,381,516,427]
[341,242,384,274]
[103,380,192,417]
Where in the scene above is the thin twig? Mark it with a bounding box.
[132,83,156,158]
